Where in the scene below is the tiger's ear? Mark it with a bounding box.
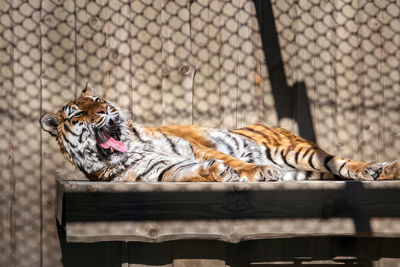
[81,81,96,96]
[40,114,59,137]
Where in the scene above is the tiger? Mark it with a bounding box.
[40,82,400,182]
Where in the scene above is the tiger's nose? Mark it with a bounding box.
[96,104,108,114]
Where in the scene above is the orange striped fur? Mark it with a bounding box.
[40,83,400,182]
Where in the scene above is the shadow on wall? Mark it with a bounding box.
[253,0,316,142]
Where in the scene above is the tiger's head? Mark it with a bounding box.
[40,82,130,180]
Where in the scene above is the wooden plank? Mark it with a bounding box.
[236,0,259,128]
[75,0,97,90]
[254,1,278,127]
[58,227,123,267]
[273,0,299,133]
[161,0,194,125]
[98,0,132,112]
[75,0,106,94]
[57,180,400,243]
[255,0,317,140]
[374,258,400,267]
[190,0,222,127]
[379,0,400,162]
[218,0,261,129]
[295,0,317,138]
[357,0,384,162]
[172,240,226,267]
[335,1,363,160]
[11,0,42,266]
[219,0,239,129]
[127,242,173,267]
[40,1,77,266]
[258,0,298,133]
[56,235,400,266]
[130,0,163,125]
[250,2,268,126]
[0,1,13,265]
[309,1,338,154]
[75,0,132,110]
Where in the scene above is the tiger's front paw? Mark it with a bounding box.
[238,165,283,182]
[203,159,240,182]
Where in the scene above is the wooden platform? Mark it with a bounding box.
[56,179,400,243]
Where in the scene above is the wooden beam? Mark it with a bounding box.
[56,179,400,243]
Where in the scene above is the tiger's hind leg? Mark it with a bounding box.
[375,160,400,180]
[232,124,391,181]
[288,147,386,181]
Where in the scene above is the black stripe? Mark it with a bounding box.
[255,123,271,130]
[305,171,313,179]
[157,162,180,182]
[243,127,270,140]
[125,154,144,167]
[229,130,253,140]
[254,124,274,143]
[319,173,324,180]
[338,162,346,176]
[324,156,334,173]
[264,143,279,166]
[106,158,142,180]
[302,147,312,159]
[64,123,79,136]
[188,143,195,155]
[61,132,77,148]
[162,133,180,156]
[280,150,295,169]
[242,139,256,163]
[79,128,88,143]
[216,137,234,156]
[131,126,149,143]
[308,152,317,170]
[137,160,168,181]
[76,149,84,158]
[173,161,199,175]
[274,147,280,157]
[228,134,240,150]
[294,149,301,164]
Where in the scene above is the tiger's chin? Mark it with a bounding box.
[77,126,130,181]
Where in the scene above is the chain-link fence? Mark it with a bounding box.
[270,0,400,162]
[1,0,400,266]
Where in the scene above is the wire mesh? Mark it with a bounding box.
[0,1,42,267]
[1,0,400,266]
[270,0,400,161]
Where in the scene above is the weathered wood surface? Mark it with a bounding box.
[58,235,400,267]
[2,0,400,266]
[57,179,400,243]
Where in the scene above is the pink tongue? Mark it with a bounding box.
[99,132,127,153]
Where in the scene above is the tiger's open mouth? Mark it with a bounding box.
[96,120,127,154]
